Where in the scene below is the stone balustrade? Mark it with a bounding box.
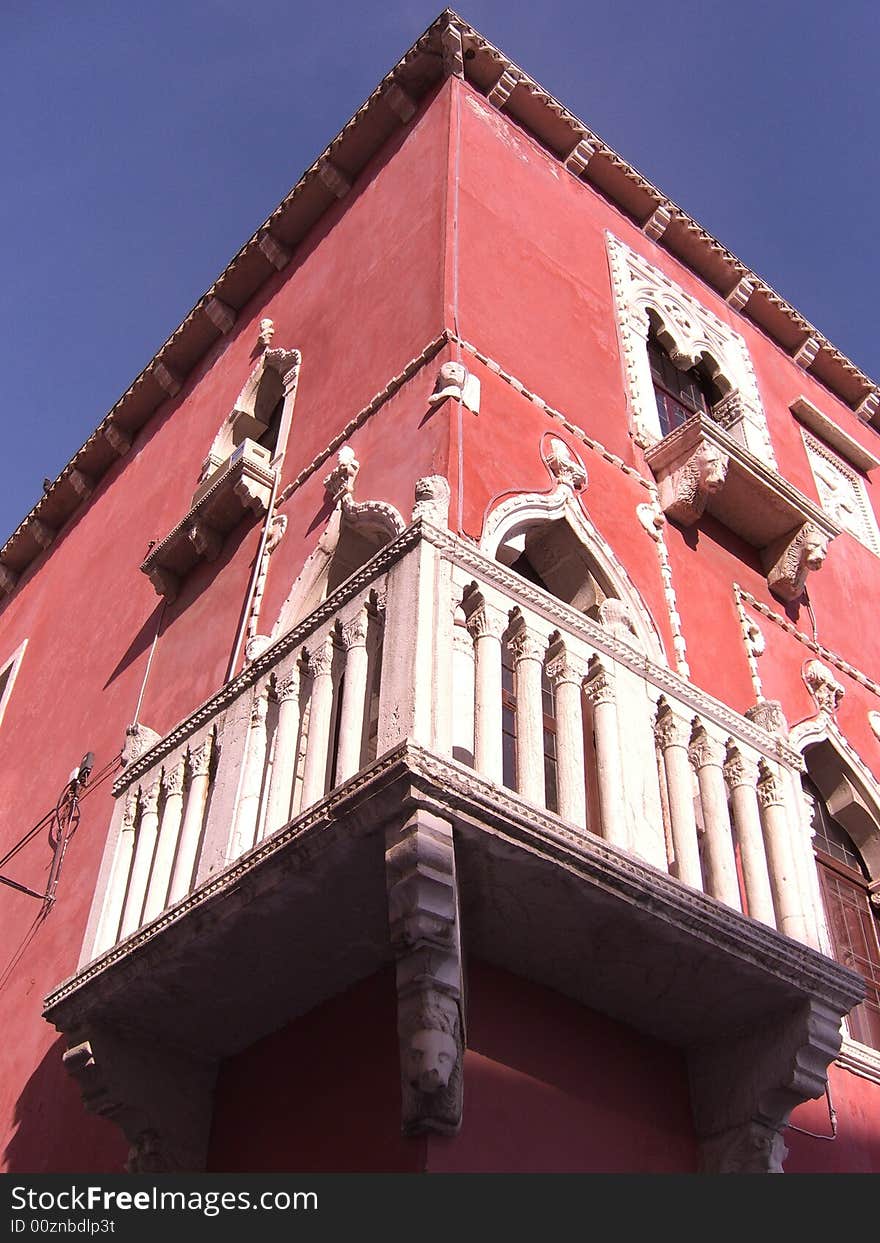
[83,521,823,965]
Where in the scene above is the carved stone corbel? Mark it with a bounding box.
[763,522,828,602]
[188,521,223,562]
[385,807,464,1136]
[147,566,179,602]
[60,1025,216,1173]
[653,438,729,526]
[544,437,587,492]
[690,997,854,1173]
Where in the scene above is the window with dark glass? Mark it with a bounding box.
[647,331,720,438]
[805,777,880,1051]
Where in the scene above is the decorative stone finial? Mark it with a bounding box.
[545,437,587,491]
[803,660,845,716]
[258,318,275,348]
[323,446,360,504]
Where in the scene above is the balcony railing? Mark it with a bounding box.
[82,519,827,966]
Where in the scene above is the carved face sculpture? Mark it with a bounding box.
[405,1028,458,1094]
[698,446,729,494]
[437,361,467,392]
[803,528,828,570]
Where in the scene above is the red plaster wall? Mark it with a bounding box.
[784,1064,880,1173]
[208,961,698,1174]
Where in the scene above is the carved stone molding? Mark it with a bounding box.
[763,523,829,602]
[803,660,845,716]
[385,807,464,1136]
[427,361,480,414]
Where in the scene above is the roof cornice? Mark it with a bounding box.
[2,8,877,595]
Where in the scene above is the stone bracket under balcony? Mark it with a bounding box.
[140,439,275,601]
[645,415,841,601]
[44,742,863,1174]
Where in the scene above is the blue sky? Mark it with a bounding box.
[2,1,878,544]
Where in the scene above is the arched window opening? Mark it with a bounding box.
[803,773,880,1051]
[498,518,616,619]
[325,525,387,598]
[647,321,723,439]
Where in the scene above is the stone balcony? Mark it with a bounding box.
[44,519,864,1173]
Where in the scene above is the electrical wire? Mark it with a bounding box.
[785,1083,838,1141]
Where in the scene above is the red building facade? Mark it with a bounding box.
[1,12,879,1174]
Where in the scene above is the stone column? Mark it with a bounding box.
[334,608,370,784]
[466,602,505,785]
[168,736,213,904]
[584,660,628,850]
[451,609,475,767]
[508,624,546,806]
[120,779,161,938]
[262,668,302,839]
[654,704,702,889]
[724,746,776,928]
[385,807,464,1136]
[757,761,808,943]
[300,637,336,809]
[689,725,741,911]
[93,793,138,955]
[545,647,586,828]
[143,758,186,923]
[231,689,269,858]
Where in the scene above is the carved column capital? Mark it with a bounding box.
[507,625,545,665]
[654,703,689,749]
[464,604,505,643]
[583,660,616,707]
[141,779,162,817]
[307,637,334,679]
[274,669,300,704]
[689,724,725,771]
[250,690,268,728]
[341,610,369,650]
[757,762,786,809]
[545,647,585,687]
[723,745,759,790]
[163,759,186,798]
[187,736,213,778]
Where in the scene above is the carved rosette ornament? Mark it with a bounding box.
[763,522,829,602]
[412,475,451,527]
[803,660,845,717]
[385,809,464,1135]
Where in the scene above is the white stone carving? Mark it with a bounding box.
[803,431,880,556]
[793,336,820,369]
[258,318,275,348]
[323,446,360,503]
[652,438,729,526]
[543,437,587,491]
[122,723,162,767]
[869,711,880,743]
[763,523,829,602]
[563,136,596,175]
[803,660,845,716]
[412,475,451,527]
[606,232,774,462]
[643,205,672,241]
[427,361,481,414]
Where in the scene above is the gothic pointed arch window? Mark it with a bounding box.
[802,756,880,1052]
[646,317,725,439]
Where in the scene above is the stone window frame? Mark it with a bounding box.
[606,232,775,464]
[0,639,27,731]
[790,716,880,1085]
[801,429,880,558]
